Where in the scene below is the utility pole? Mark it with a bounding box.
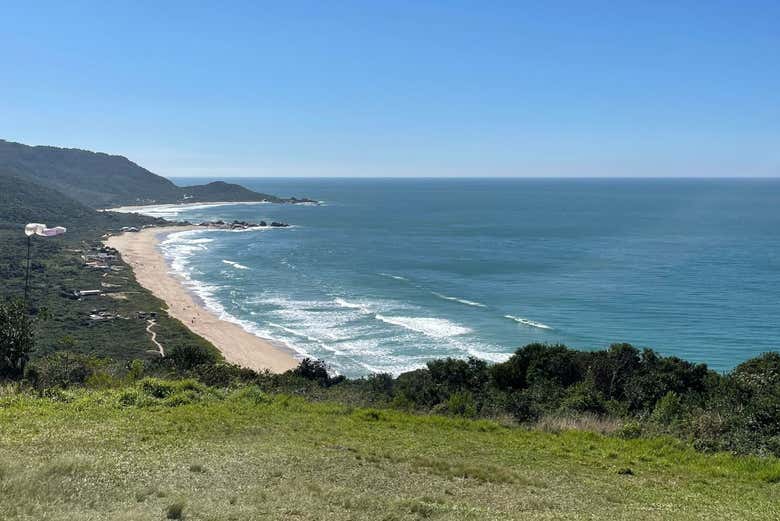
[23,234,32,305]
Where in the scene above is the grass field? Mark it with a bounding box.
[1,382,778,520]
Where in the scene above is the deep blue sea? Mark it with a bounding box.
[122,178,779,376]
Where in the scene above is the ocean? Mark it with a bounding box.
[126,178,780,376]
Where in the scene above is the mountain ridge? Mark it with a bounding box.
[0,139,312,208]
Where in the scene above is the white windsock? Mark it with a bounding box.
[38,226,67,237]
[24,223,67,237]
[24,223,46,237]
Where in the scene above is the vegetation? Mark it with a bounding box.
[1,379,779,520]
[0,299,36,379]
[192,345,780,458]
[0,170,218,363]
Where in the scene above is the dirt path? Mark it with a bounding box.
[146,319,164,356]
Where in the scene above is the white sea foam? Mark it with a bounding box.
[504,315,552,330]
[222,259,250,270]
[374,315,472,338]
[266,322,347,355]
[105,201,271,218]
[334,297,374,314]
[432,292,487,308]
[156,231,307,359]
[378,273,409,281]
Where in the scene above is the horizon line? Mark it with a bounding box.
[166,175,780,180]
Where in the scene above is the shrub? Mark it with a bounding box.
[0,299,36,379]
[651,391,683,424]
[232,385,270,404]
[427,357,489,395]
[444,391,478,418]
[168,343,218,372]
[366,372,394,398]
[617,420,642,439]
[139,378,177,399]
[491,343,582,391]
[123,378,210,407]
[127,359,144,381]
[291,358,344,387]
[24,351,98,389]
[585,343,641,401]
[117,388,140,407]
[394,369,438,408]
[559,381,607,415]
[733,352,780,390]
[193,363,257,387]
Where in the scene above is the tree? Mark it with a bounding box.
[0,299,36,379]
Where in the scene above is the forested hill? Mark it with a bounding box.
[0,139,300,208]
[0,172,96,228]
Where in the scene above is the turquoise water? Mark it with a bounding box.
[131,178,779,376]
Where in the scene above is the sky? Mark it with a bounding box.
[1,1,778,178]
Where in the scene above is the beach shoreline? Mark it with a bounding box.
[105,226,299,373]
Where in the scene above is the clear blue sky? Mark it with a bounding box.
[1,1,778,177]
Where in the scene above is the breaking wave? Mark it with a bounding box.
[504,315,552,330]
[222,259,250,270]
[378,273,409,281]
[432,292,486,308]
[374,315,472,338]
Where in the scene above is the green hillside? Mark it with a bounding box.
[179,180,284,203]
[0,140,302,208]
[0,139,181,207]
[0,166,213,362]
[0,382,778,520]
[0,171,96,229]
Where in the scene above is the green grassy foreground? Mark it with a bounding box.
[1,382,779,520]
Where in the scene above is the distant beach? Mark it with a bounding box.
[106,226,298,373]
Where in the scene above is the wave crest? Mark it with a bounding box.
[374,315,471,338]
[222,259,250,270]
[432,292,486,308]
[504,315,552,330]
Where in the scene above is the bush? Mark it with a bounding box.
[560,381,607,415]
[121,378,211,408]
[0,299,36,379]
[127,359,144,381]
[366,372,394,398]
[491,344,582,391]
[585,343,641,401]
[651,391,683,424]
[733,352,780,390]
[427,357,489,395]
[24,351,100,389]
[232,385,270,404]
[443,391,478,417]
[139,378,177,399]
[193,363,257,387]
[291,358,344,387]
[394,368,438,408]
[617,420,642,439]
[168,344,219,372]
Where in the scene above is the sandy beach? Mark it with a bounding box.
[106,226,299,373]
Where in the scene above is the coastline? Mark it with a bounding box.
[105,226,299,373]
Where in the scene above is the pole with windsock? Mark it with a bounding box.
[23,223,67,305]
